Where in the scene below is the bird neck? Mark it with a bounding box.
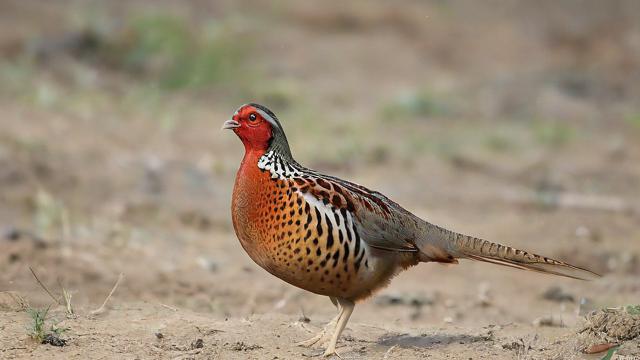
[236,147,293,185]
[238,148,268,180]
[256,148,306,181]
[267,132,294,162]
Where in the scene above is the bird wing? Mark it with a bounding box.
[293,170,423,253]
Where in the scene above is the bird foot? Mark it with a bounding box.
[322,346,342,358]
[296,326,333,348]
[297,317,338,348]
[296,332,325,348]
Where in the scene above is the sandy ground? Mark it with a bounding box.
[0,304,600,359]
[1,1,640,359]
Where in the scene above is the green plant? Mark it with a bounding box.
[532,121,574,147]
[626,304,640,315]
[624,114,640,129]
[27,307,49,343]
[601,346,620,360]
[109,15,247,90]
[26,306,69,344]
[50,324,70,337]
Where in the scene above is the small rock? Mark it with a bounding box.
[502,339,531,352]
[196,257,218,272]
[375,293,435,307]
[2,227,21,241]
[501,335,537,353]
[1,227,46,248]
[191,338,204,349]
[155,332,164,339]
[375,294,403,306]
[42,334,66,347]
[533,315,565,327]
[410,294,435,307]
[229,341,263,351]
[541,286,575,303]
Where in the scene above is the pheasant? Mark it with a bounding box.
[223,103,598,357]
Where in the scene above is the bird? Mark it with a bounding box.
[223,103,598,357]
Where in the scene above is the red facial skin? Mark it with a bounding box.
[231,105,273,154]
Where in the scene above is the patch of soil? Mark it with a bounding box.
[576,306,640,355]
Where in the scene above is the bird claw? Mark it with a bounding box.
[323,347,342,358]
[296,334,324,348]
[297,316,339,348]
[298,333,338,349]
[296,326,330,348]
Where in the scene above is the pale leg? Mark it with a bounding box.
[323,298,355,357]
[296,297,341,347]
[329,296,339,310]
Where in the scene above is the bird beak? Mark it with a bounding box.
[221,119,240,130]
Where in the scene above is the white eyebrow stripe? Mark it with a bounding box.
[255,108,279,128]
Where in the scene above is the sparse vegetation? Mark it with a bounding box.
[532,121,575,147]
[26,307,49,343]
[26,306,68,345]
[626,305,640,315]
[483,133,515,153]
[380,90,452,121]
[625,114,640,130]
[106,15,247,90]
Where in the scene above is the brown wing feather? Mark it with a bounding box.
[290,172,422,253]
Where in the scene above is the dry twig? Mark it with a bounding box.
[91,273,124,315]
[29,266,61,306]
[57,278,74,316]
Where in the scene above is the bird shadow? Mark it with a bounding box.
[377,333,489,349]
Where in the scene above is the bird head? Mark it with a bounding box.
[223,103,292,158]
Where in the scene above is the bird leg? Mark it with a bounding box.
[296,297,341,348]
[296,313,340,347]
[329,296,339,310]
[323,298,355,357]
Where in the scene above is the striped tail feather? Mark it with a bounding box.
[446,232,600,280]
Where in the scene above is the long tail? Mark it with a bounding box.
[429,226,600,280]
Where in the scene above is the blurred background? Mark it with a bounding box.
[1,0,639,357]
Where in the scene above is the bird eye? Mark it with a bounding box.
[248,113,257,122]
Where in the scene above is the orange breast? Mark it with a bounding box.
[233,164,338,293]
[232,151,304,275]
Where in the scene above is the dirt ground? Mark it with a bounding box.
[1,1,639,359]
